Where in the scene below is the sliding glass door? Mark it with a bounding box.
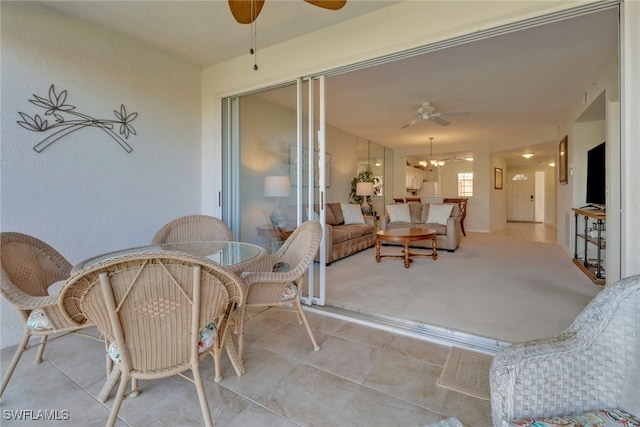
[222,77,328,306]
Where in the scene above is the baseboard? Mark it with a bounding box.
[304,305,510,355]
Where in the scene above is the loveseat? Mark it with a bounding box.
[379,202,462,251]
[284,203,376,265]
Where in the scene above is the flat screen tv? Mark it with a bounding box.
[586,141,606,207]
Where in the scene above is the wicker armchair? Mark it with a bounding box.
[151,215,233,244]
[60,251,245,427]
[0,232,95,398]
[238,220,323,360]
[490,274,640,426]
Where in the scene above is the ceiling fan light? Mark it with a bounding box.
[548,162,556,167]
[522,153,534,159]
[437,160,446,167]
[430,159,439,166]
[419,160,428,167]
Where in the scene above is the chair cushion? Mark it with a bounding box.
[386,204,411,223]
[509,409,640,426]
[426,203,454,225]
[26,309,53,331]
[107,323,218,364]
[281,283,297,301]
[341,203,365,224]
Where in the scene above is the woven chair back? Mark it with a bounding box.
[151,215,233,244]
[274,221,323,279]
[1,232,71,301]
[61,252,240,377]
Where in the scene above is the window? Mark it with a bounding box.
[512,173,529,181]
[457,172,473,197]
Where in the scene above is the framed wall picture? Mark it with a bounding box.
[494,167,503,190]
[559,135,568,184]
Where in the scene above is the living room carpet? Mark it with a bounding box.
[324,231,603,344]
[437,347,492,400]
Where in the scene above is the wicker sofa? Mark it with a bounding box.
[284,203,376,265]
[490,274,640,426]
[379,202,462,251]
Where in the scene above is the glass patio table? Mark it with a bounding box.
[72,240,266,274]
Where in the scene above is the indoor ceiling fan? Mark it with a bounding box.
[401,101,470,128]
[228,0,347,24]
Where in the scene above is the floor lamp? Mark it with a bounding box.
[356,182,374,214]
[264,176,290,227]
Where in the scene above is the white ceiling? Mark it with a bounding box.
[37,1,618,166]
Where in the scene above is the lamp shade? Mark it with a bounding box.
[356,182,375,196]
[264,176,291,197]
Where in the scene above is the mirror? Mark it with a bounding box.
[356,138,393,215]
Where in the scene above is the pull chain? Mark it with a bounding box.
[250,0,258,70]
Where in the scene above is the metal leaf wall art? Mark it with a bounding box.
[17,85,138,153]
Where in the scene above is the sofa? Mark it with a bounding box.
[379,202,462,251]
[284,203,376,265]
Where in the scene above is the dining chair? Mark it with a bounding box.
[59,251,245,427]
[151,215,233,244]
[0,232,96,398]
[237,220,323,360]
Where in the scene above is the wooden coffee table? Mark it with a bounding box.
[375,228,438,268]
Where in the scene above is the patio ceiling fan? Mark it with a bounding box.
[228,0,347,24]
[401,101,470,128]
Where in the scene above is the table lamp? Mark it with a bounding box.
[356,182,375,214]
[264,175,290,226]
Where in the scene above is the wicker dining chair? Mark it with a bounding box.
[0,232,96,398]
[490,274,640,426]
[151,215,233,244]
[59,251,245,427]
[237,220,323,360]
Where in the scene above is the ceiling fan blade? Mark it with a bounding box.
[304,0,347,10]
[401,119,418,129]
[228,0,265,24]
[439,111,470,117]
[431,116,450,126]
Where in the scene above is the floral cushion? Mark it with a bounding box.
[107,323,217,364]
[26,309,53,331]
[281,283,298,301]
[509,409,640,427]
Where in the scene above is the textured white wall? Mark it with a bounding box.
[1,3,202,348]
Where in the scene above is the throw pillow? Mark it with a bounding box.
[341,203,365,224]
[426,203,454,225]
[386,204,411,223]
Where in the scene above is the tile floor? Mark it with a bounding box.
[0,307,492,427]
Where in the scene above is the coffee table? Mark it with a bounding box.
[375,228,438,268]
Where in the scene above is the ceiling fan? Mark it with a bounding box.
[228,0,347,24]
[401,101,470,128]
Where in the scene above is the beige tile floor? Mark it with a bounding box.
[0,307,492,427]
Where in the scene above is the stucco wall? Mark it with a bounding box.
[1,3,202,348]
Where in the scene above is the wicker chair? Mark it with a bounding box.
[238,220,323,360]
[151,215,233,244]
[490,274,640,426]
[0,232,96,398]
[59,251,245,427]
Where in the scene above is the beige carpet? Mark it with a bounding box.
[325,231,603,344]
[437,347,492,400]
